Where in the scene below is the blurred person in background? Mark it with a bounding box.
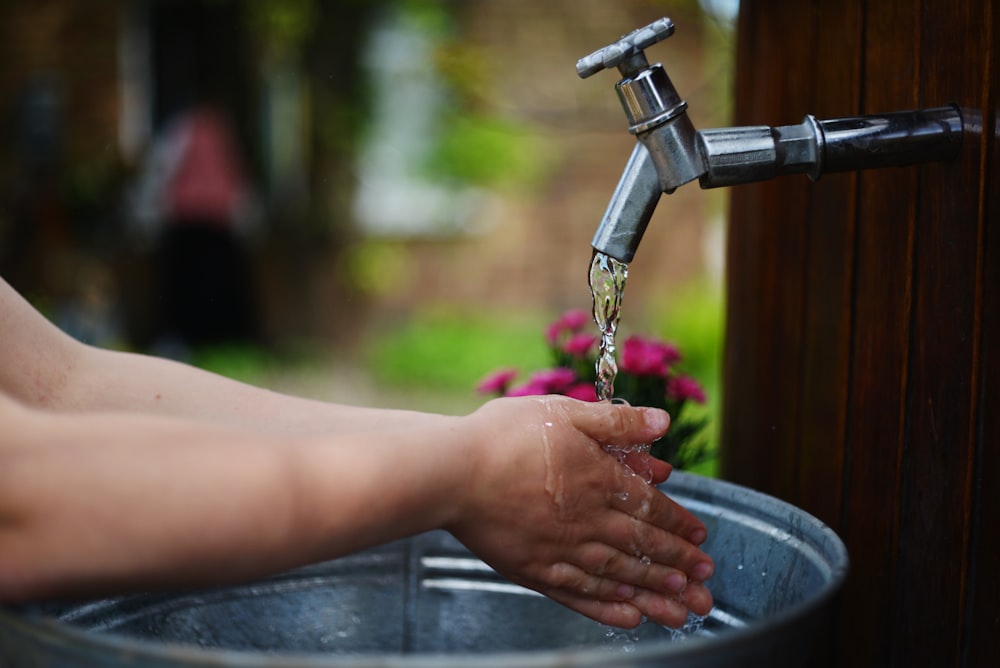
[128,106,261,357]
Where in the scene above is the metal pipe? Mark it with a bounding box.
[579,18,966,264]
[698,106,964,189]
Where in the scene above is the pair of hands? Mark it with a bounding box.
[446,396,714,629]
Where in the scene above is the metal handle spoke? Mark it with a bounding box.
[576,17,674,78]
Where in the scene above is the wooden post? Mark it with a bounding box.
[719,1,998,666]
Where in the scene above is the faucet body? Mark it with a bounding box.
[580,18,964,263]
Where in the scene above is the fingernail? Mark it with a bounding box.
[643,409,670,432]
[692,561,714,581]
[665,573,687,593]
[616,583,635,599]
[689,528,707,545]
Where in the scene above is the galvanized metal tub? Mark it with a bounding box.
[0,473,848,667]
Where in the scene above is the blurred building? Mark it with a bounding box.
[0,0,733,348]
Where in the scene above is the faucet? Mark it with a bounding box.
[579,17,964,263]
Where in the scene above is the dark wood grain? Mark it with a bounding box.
[965,5,1000,662]
[794,0,860,539]
[720,0,814,503]
[891,2,986,664]
[719,1,997,666]
[836,1,921,666]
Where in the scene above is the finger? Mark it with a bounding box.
[636,577,713,621]
[540,561,634,599]
[679,581,714,617]
[542,563,713,629]
[649,491,707,544]
[607,473,709,547]
[621,450,672,484]
[571,541,691,595]
[627,587,695,629]
[613,525,714,584]
[541,587,644,629]
[554,398,671,448]
[593,506,714,583]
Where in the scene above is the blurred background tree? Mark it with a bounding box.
[0,0,735,456]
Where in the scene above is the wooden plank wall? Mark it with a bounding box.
[718,1,998,666]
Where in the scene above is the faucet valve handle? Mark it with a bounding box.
[576,17,675,79]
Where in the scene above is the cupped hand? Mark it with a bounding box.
[447,395,714,629]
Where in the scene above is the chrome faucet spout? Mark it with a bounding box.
[591,143,661,263]
[578,17,704,262]
[581,18,965,264]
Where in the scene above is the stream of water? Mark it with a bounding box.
[589,251,628,402]
[588,250,705,644]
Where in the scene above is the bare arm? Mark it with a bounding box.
[0,276,714,628]
[0,393,467,601]
[0,393,712,628]
[0,276,438,433]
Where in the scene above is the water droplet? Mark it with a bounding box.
[604,626,639,652]
[668,612,707,641]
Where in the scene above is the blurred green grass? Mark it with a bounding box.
[363,308,552,392]
[647,280,725,476]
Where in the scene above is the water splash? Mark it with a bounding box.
[604,443,655,484]
[602,398,655,482]
[668,612,708,641]
[604,626,638,653]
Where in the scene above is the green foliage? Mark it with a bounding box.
[191,343,318,386]
[191,344,274,385]
[397,0,453,35]
[365,308,551,391]
[647,280,722,367]
[648,280,726,475]
[424,114,548,191]
[341,241,411,298]
[246,0,317,57]
[388,0,553,193]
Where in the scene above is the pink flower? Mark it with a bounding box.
[667,375,707,404]
[564,382,598,402]
[620,335,681,377]
[545,309,591,344]
[506,381,549,397]
[529,367,577,393]
[476,368,519,395]
[505,368,578,397]
[562,332,597,357]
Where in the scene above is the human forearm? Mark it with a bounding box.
[0,397,467,602]
[0,276,443,434]
[66,345,443,434]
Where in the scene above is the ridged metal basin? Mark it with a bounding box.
[0,473,848,668]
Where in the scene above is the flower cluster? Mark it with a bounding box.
[477,309,710,469]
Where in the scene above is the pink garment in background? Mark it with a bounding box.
[165,110,247,227]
